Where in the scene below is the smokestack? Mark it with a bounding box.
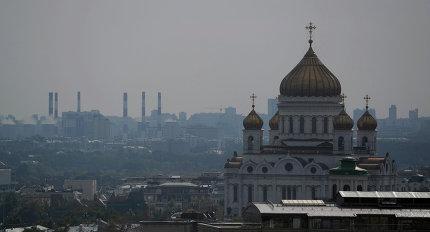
[123,92,128,117]
[54,92,58,119]
[48,92,53,117]
[77,91,81,112]
[141,91,146,122]
[157,92,161,116]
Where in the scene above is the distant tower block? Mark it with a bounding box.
[123,92,128,118]
[157,92,161,131]
[141,91,146,122]
[157,92,161,116]
[77,91,81,112]
[48,92,53,117]
[54,92,59,119]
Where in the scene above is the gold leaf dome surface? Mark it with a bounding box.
[280,46,341,97]
[333,109,354,130]
[243,109,263,130]
[357,110,377,130]
[269,111,280,130]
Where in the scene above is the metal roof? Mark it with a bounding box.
[281,200,325,206]
[252,203,430,218]
[339,191,430,199]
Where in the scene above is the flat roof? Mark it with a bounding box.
[281,200,325,206]
[339,191,430,199]
[252,203,430,218]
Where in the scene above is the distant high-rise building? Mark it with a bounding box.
[389,105,397,121]
[157,92,162,131]
[267,98,277,118]
[123,92,128,118]
[409,108,419,121]
[225,107,237,117]
[77,91,81,112]
[141,91,146,122]
[54,92,59,119]
[48,92,53,117]
[179,111,187,121]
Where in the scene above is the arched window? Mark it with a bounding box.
[323,117,328,133]
[338,136,345,151]
[343,185,351,191]
[312,117,317,133]
[247,185,253,202]
[247,136,254,150]
[263,186,268,201]
[357,185,363,191]
[289,117,294,133]
[300,116,305,133]
[311,186,316,199]
[332,184,337,200]
[361,136,368,147]
[282,186,287,200]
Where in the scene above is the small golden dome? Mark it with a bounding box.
[279,46,341,97]
[269,111,280,130]
[333,109,354,130]
[357,110,377,130]
[243,109,263,130]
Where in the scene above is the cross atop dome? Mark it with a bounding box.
[305,22,317,46]
[364,94,371,110]
[250,93,257,109]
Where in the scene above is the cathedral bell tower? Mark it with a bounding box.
[333,94,354,154]
[243,93,264,154]
[357,95,378,155]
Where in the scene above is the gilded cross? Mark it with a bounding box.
[250,93,257,108]
[364,94,371,110]
[305,22,317,45]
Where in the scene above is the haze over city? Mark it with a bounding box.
[0,0,429,118]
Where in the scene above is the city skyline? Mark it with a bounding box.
[1,0,430,118]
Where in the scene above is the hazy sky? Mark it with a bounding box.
[1,0,429,119]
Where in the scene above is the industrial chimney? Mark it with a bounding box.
[157,92,161,116]
[48,92,53,117]
[141,91,146,122]
[123,92,128,118]
[77,91,81,112]
[54,92,59,119]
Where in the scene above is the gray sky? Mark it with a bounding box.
[1,0,429,119]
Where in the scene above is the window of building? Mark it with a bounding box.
[310,167,317,174]
[233,185,238,202]
[247,166,253,173]
[292,187,297,199]
[300,116,305,133]
[247,186,253,202]
[282,186,287,200]
[338,136,345,151]
[311,186,316,200]
[343,185,351,191]
[263,186,268,201]
[289,117,294,133]
[247,136,254,150]
[357,185,363,191]
[262,166,268,173]
[312,117,317,133]
[361,136,368,147]
[323,117,328,133]
[285,163,293,172]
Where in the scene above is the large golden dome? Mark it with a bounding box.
[280,46,341,97]
[333,109,354,130]
[357,110,377,130]
[243,109,263,130]
[269,111,280,130]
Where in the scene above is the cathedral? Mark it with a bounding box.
[224,23,397,218]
